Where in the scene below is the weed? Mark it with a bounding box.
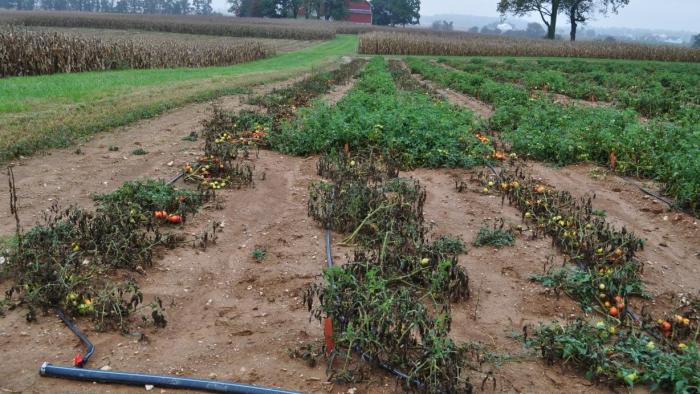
[131,148,148,155]
[251,247,266,262]
[473,219,515,248]
[108,145,119,151]
[182,132,198,142]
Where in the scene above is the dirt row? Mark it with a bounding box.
[1,62,698,394]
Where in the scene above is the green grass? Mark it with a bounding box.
[0,34,358,162]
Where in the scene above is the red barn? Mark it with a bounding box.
[346,1,372,24]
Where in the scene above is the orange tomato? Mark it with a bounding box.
[661,321,672,332]
[167,214,182,224]
[609,306,619,317]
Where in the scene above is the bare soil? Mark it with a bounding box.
[1,77,698,394]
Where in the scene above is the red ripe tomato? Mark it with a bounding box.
[609,306,619,317]
[661,321,672,332]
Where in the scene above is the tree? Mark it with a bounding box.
[498,0,561,39]
[692,34,700,48]
[468,26,479,33]
[525,22,545,37]
[480,23,501,35]
[302,0,320,18]
[16,0,35,9]
[192,0,212,14]
[431,20,454,31]
[371,0,420,26]
[321,0,346,20]
[562,0,628,41]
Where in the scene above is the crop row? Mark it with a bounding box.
[305,149,474,392]
[464,167,700,391]
[0,29,272,77]
[441,57,700,121]
[1,11,335,40]
[358,31,700,63]
[271,57,491,169]
[1,175,209,331]
[407,58,700,215]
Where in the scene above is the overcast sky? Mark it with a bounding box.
[212,0,699,32]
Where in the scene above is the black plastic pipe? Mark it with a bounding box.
[40,363,303,394]
[55,309,94,367]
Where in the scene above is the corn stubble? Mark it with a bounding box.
[0,29,273,77]
[359,32,700,62]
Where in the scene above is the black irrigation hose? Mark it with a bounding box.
[55,308,94,368]
[168,161,203,186]
[45,309,302,393]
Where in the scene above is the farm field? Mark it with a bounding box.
[1,16,700,394]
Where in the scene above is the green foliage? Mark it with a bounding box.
[410,58,700,215]
[430,235,467,257]
[530,263,645,312]
[93,179,202,220]
[251,246,266,262]
[371,0,420,26]
[527,319,700,392]
[182,132,198,142]
[473,222,515,248]
[273,57,490,169]
[131,148,148,155]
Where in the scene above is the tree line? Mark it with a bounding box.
[498,0,629,41]
[227,0,420,26]
[0,0,420,25]
[0,0,213,15]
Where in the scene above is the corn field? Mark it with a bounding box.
[0,11,335,40]
[359,32,700,62]
[0,29,273,77]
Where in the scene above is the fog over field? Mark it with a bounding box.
[210,0,698,32]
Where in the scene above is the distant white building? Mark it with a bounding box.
[497,23,513,32]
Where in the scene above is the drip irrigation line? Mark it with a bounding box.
[55,309,94,368]
[45,310,302,393]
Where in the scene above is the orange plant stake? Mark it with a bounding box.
[323,317,334,355]
[609,151,617,170]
